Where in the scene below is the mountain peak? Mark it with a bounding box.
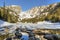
[20,2,60,23]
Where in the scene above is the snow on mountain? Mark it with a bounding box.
[19,12,36,20]
[0,3,60,34]
[18,2,59,20]
[6,5,21,13]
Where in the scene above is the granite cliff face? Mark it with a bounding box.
[0,5,21,23]
[6,5,21,14]
[24,3,58,17]
[0,3,60,23]
[20,3,60,23]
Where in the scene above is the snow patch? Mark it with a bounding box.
[0,20,12,27]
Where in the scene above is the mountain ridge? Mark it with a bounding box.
[0,2,60,23]
[20,2,60,23]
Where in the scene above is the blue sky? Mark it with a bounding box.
[0,0,60,11]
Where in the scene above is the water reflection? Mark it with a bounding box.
[21,35,29,40]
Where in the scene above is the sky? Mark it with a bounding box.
[0,0,60,11]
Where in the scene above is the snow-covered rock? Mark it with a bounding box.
[18,2,60,20]
[6,5,21,13]
[19,12,36,20]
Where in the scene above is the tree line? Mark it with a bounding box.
[0,7,19,23]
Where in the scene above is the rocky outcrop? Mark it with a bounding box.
[20,2,60,23]
[0,5,21,23]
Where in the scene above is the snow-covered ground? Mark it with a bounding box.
[0,20,60,29]
[15,21,60,29]
[0,20,14,27]
[0,20,60,34]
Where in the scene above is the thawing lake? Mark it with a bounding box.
[0,21,60,33]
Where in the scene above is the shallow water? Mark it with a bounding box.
[21,35,29,40]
